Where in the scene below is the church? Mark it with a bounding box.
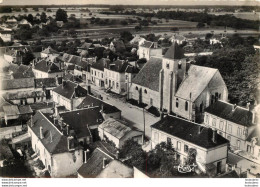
[130,43,228,122]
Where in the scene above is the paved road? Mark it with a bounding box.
[228,151,260,174]
[85,84,160,139]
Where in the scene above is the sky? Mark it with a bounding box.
[1,0,260,6]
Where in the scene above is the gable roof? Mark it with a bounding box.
[205,101,255,127]
[132,57,162,92]
[29,111,72,154]
[34,59,62,73]
[151,115,228,149]
[175,65,218,101]
[76,95,120,114]
[34,78,57,88]
[3,105,19,116]
[105,60,129,73]
[140,41,153,48]
[41,46,59,55]
[77,148,114,178]
[91,58,110,71]
[163,43,185,59]
[1,78,34,90]
[99,118,140,140]
[52,80,88,99]
[59,107,104,136]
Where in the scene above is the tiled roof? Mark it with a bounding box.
[105,60,128,73]
[77,148,114,178]
[205,101,254,127]
[163,43,185,59]
[125,65,140,74]
[52,80,88,99]
[59,107,104,130]
[1,78,34,90]
[175,65,218,101]
[91,58,110,71]
[29,111,73,154]
[18,105,33,115]
[132,57,162,92]
[34,59,62,73]
[151,115,228,149]
[3,91,44,100]
[3,105,19,116]
[97,160,133,178]
[140,41,153,48]
[41,46,59,54]
[34,78,57,88]
[99,118,142,140]
[111,40,126,51]
[11,65,34,79]
[76,95,120,114]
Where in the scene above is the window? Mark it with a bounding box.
[135,86,138,91]
[101,73,103,78]
[243,129,248,136]
[212,118,216,126]
[144,89,147,94]
[237,128,242,136]
[167,137,171,145]
[150,98,153,106]
[166,62,169,69]
[219,121,224,130]
[91,70,93,75]
[154,131,159,144]
[177,141,181,151]
[116,82,119,88]
[185,101,188,111]
[176,98,179,108]
[237,140,240,149]
[126,75,128,80]
[184,145,189,153]
[228,124,232,133]
[247,145,252,153]
[95,71,96,76]
[51,157,53,166]
[205,115,209,124]
[178,63,182,69]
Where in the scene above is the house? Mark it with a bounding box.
[52,80,88,111]
[28,111,83,177]
[138,41,162,60]
[76,94,121,120]
[18,19,32,28]
[32,59,64,78]
[57,107,104,143]
[129,35,145,46]
[91,58,110,88]
[98,118,143,148]
[2,105,33,125]
[4,48,24,64]
[41,46,59,58]
[151,115,229,175]
[34,77,60,100]
[169,34,187,45]
[104,59,129,94]
[204,101,258,158]
[109,40,126,53]
[6,18,17,25]
[0,27,12,42]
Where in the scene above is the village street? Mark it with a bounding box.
[83,83,160,139]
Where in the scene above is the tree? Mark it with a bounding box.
[56,8,68,22]
[40,12,47,23]
[120,31,133,43]
[197,22,205,28]
[33,7,39,11]
[135,25,141,32]
[26,14,34,24]
[0,6,12,13]
[22,51,35,65]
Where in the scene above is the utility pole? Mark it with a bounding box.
[143,107,145,145]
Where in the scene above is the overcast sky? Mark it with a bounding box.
[1,0,259,6]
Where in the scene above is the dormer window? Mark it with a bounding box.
[144,89,147,94]
[166,62,169,69]
[178,62,182,69]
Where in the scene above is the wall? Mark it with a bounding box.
[133,167,150,178]
[91,68,104,87]
[104,69,126,94]
[52,91,72,111]
[33,69,63,79]
[98,127,120,148]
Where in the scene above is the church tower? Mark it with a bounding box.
[159,43,187,113]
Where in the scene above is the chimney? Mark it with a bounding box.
[67,136,75,151]
[31,115,33,127]
[84,149,89,163]
[40,126,44,139]
[249,104,256,124]
[62,80,66,88]
[212,129,217,143]
[160,112,165,120]
[101,104,104,112]
[232,104,237,111]
[246,102,250,110]
[67,125,70,136]
[102,158,107,169]
[116,150,119,159]
[198,126,204,134]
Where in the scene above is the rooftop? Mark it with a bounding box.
[132,57,162,92]
[151,115,228,149]
[175,65,218,101]
[105,60,129,73]
[33,59,62,73]
[163,43,185,60]
[41,46,59,55]
[52,80,88,100]
[91,58,110,71]
[204,100,254,127]
[1,78,34,90]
